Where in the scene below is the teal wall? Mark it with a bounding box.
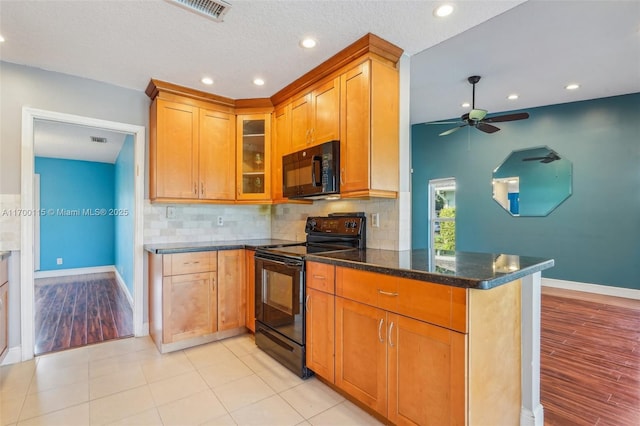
[115,135,135,296]
[36,157,115,270]
[411,93,640,290]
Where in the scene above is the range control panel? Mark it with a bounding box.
[305,215,365,236]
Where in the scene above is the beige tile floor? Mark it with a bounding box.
[0,334,383,426]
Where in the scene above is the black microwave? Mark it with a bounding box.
[282,140,340,199]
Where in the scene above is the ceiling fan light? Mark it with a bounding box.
[469,109,487,121]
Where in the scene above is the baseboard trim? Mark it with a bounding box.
[542,278,639,300]
[1,346,23,366]
[113,268,134,308]
[35,265,114,279]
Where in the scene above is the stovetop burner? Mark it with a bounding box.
[257,212,366,260]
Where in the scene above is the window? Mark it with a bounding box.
[429,178,456,251]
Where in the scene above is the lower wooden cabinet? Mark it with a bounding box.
[217,249,246,331]
[306,288,335,380]
[245,250,256,332]
[149,249,247,353]
[163,272,217,343]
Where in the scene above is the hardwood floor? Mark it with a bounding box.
[541,287,640,426]
[34,273,133,356]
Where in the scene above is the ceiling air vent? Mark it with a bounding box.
[90,136,108,143]
[166,0,231,22]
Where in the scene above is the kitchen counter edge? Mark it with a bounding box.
[144,239,300,254]
[307,249,555,290]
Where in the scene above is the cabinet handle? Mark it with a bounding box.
[378,318,384,343]
[200,182,204,196]
[305,294,310,312]
[340,169,344,185]
[377,289,399,297]
[194,183,197,195]
[389,322,395,347]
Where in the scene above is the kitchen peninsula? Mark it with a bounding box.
[146,239,552,425]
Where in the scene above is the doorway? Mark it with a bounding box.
[428,177,456,251]
[20,108,145,361]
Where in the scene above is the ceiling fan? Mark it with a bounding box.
[439,76,530,136]
[522,150,561,163]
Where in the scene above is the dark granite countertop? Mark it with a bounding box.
[144,239,300,254]
[307,248,554,290]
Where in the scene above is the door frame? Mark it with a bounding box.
[20,107,146,361]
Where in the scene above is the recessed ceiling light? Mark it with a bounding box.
[300,38,316,49]
[253,78,265,86]
[461,102,471,108]
[201,77,214,85]
[434,4,454,18]
[565,83,580,90]
[507,94,519,100]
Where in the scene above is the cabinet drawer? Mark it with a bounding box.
[307,262,335,293]
[336,267,398,312]
[336,266,467,332]
[163,251,217,276]
[0,258,7,285]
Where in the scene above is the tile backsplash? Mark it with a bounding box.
[271,198,401,250]
[144,201,271,244]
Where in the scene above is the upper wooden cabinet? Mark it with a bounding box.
[340,59,399,199]
[147,81,236,203]
[271,104,291,203]
[290,77,340,152]
[236,114,271,202]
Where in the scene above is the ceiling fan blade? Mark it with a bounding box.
[522,156,546,161]
[439,125,467,136]
[476,122,500,134]
[469,109,487,121]
[425,121,460,125]
[484,112,530,123]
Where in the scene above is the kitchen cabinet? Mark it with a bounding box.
[340,59,399,198]
[148,249,247,353]
[0,255,8,362]
[271,104,291,202]
[159,252,218,344]
[237,114,271,201]
[147,80,236,203]
[305,262,336,381]
[245,249,255,332]
[327,264,523,425]
[334,267,465,422]
[217,249,246,331]
[290,77,340,152]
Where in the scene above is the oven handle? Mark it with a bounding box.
[255,253,303,267]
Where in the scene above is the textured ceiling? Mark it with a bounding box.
[2,0,639,162]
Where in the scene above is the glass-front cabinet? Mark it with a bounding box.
[236,114,271,201]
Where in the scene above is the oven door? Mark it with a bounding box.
[255,254,304,345]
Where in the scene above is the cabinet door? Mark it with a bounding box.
[245,250,256,332]
[387,314,466,426]
[340,61,371,194]
[218,249,246,331]
[199,108,235,200]
[237,114,271,201]
[290,93,312,152]
[272,104,291,200]
[306,288,335,381]
[311,77,340,146]
[153,99,199,199]
[162,272,216,343]
[335,297,387,416]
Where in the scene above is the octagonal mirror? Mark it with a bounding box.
[492,146,572,216]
